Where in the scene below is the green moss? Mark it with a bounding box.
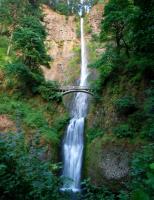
[86,127,104,143]
[114,95,138,115]
[75,18,80,38]
[0,36,14,68]
[0,92,68,145]
[66,44,81,84]
[113,123,134,138]
[84,16,92,34]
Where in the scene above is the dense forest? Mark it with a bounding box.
[0,0,154,200]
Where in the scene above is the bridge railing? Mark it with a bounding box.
[59,86,92,91]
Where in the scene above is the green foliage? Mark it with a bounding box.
[126,56,154,79]
[92,33,101,42]
[118,191,129,200]
[0,132,69,200]
[69,45,81,66]
[99,29,108,42]
[93,0,154,96]
[86,127,104,143]
[141,88,154,139]
[0,0,55,101]
[132,0,154,55]
[0,93,62,144]
[43,114,69,143]
[37,81,62,102]
[52,114,70,133]
[130,144,154,199]
[113,123,134,138]
[13,27,50,67]
[89,46,116,97]
[0,0,42,29]
[54,2,71,16]
[84,17,92,34]
[87,40,101,63]
[0,4,61,102]
[0,36,13,67]
[131,189,150,200]
[5,61,61,102]
[82,144,154,199]
[19,16,46,39]
[75,19,81,38]
[81,179,115,200]
[101,0,137,54]
[114,95,137,115]
[143,88,154,118]
[0,0,27,27]
[141,119,154,140]
[46,0,72,15]
[45,0,97,16]
[5,61,44,92]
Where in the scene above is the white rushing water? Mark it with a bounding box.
[61,16,89,192]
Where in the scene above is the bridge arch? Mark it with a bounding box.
[62,90,94,96]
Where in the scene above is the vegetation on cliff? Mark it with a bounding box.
[85,0,154,199]
[0,1,68,199]
[44,0,98,15]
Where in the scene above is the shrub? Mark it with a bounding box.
[86,127,104,143]
[141,87,154,139]
[89,46,116,96]
[0,93,60,145]
[19,16,46,39]
[114,95,137,115]
[89,63,114,98]
[130,144,154,199]
[113,123,134,138]
[5,63,61,102]
[0,132,69,200]
[0,36,13,67]
[141,119,154,140]
[40,127,60,145]
[52,114,69,132]
[5,61,44,93]
[81,179,115,200]
[144,88,154,118]
[13,27,51,67]
[37,81,62,102]
[100,29,108,42]
[91,33,100,42]
[50,2,71,16]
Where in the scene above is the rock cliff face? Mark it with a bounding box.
[42,3,104,84]
[42,5,80,84]
[88,3,104,34]
[0,115,16,132]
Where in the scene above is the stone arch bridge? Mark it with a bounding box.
[53,86,94,96]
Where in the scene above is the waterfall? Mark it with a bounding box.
[61,16,89,192]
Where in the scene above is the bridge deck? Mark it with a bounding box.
[51,85,94,95]
[58,86,92,91]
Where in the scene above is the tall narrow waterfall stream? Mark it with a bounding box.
[62,16,89,192]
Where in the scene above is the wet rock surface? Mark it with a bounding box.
[85,139,133,186]
[0,115,16,132]
[101,146,130,180]
[88,3,104,34]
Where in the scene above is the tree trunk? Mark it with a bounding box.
[122,38,130,58]
[116,35,121,55]
[7,33,13,56]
